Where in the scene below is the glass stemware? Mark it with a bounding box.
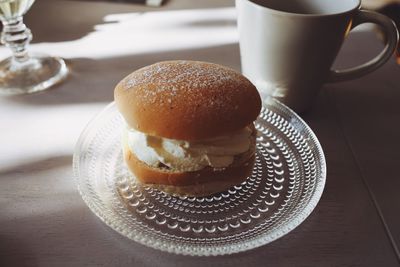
[0,0,68,95]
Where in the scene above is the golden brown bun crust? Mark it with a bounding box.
[114,60,261,141]
[122,141,255,196]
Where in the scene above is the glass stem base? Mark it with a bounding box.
[0,53,68,95]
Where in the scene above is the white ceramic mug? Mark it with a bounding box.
[236,0,399,112]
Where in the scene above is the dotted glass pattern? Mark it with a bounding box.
[73,98,326,256]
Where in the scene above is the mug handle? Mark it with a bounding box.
[328,10,399,83]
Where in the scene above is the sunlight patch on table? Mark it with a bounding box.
[0,7,237,60]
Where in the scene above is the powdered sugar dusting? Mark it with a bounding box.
[122,60,250,108]
[125,61,241,86]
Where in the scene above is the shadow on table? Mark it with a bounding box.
[0,235,39,267]
[6,43,240,106]
[0,156,72,178]
[0,154,74,267]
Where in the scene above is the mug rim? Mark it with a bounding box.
[238,0,361,17]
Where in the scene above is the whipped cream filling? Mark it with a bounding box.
[127,126,254,172]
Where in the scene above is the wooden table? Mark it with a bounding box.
[1,0,399,266]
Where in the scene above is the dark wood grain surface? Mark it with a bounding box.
[0,0,399,266]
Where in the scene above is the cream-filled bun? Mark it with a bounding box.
[114,60,261,196]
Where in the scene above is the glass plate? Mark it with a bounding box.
[73,97,326,256]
